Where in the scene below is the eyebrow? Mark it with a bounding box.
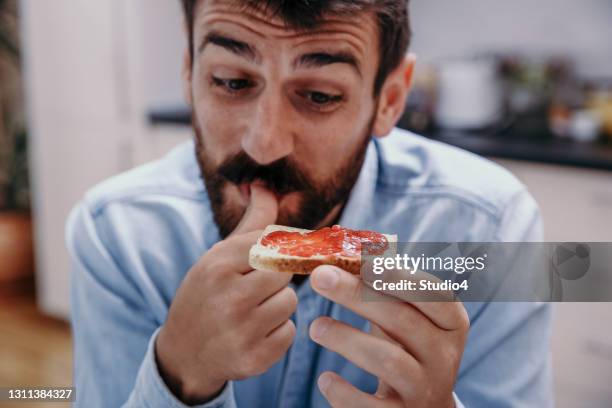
[199,32,258,62]
[294,51,362,76]
[198,31,361,76]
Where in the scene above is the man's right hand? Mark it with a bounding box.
[156,184,297,405]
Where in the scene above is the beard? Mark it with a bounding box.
[193,118,375,239]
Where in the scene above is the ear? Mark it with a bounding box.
[372,53,416,138]
[182,47,193,106]
[181,19,194,107]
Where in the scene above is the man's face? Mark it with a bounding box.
[186,0,382,237]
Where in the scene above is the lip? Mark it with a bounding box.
[239,183,251,202]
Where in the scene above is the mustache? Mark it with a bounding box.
[217,151,313,195]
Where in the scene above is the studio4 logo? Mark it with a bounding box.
[546,243,591,301]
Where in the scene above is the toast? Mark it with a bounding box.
[249,224,397,275]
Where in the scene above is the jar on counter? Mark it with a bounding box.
[586,81,612,140]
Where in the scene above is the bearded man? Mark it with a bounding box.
[67,1,552,407]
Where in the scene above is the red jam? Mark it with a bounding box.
[261,225,388,257]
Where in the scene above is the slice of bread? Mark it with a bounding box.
[249,224,397,275]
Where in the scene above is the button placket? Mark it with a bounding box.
[276,282,324,407]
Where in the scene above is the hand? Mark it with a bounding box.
[309,265,469,408]
[156,184,297,404]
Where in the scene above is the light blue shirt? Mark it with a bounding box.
[67,128,552,407]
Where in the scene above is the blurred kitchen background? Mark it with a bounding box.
[0,0,611,407]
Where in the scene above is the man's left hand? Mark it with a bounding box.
[309,265,469,408]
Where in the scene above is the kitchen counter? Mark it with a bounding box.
[148,107,612,172]
[424,129,612,171]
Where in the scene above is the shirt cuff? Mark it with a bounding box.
[124,328,236,408]
[453,391,466,408]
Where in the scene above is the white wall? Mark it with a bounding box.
[134,0,186,109]
[21,0,132,318]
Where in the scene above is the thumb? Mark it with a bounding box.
[231,183,278,236]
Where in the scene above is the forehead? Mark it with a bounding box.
[192,0,379,64]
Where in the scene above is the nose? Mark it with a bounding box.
[242,88,294,165]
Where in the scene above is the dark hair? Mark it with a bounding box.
[180,0,411,95]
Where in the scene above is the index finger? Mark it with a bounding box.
[204,230,262,274]
[230,183,278,236]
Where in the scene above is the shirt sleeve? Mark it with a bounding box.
[67,203,237,408]
[124,328,236,408]
[454,188,554,407]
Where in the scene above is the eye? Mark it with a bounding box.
[306,91,342,105]
[212,76,255,93]
[297,90,344,111]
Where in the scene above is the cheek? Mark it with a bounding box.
[191,72,246,164]
[295,97,374,181]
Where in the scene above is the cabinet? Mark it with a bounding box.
[494,159,612,242]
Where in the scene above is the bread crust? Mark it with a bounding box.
[249,251,362,275]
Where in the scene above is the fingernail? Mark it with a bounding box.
[309,318,330,341]
[318,372,332,393]
[313,267,339,290]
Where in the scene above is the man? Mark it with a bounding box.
[67,0,552,407]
